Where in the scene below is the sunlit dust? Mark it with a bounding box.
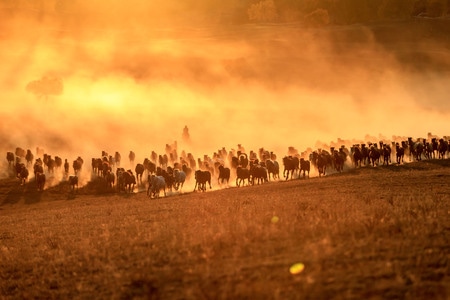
[1,2,450,187]
[88,80,128,109]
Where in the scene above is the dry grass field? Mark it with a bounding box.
[1,159,449,299]
[1,5,450,299]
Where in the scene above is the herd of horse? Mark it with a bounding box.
[3,135,450,197]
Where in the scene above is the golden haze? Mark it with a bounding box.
[1,2,450,167]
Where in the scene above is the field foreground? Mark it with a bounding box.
[1,160,450,299]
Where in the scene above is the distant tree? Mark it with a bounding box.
[26,76,63,100]
[248,0,279,22]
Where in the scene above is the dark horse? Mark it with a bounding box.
[312,152,327,177]
[351,145,363,167]
[282,156,299,180]
[395,143,405,164]
[265,159,280,180]
[333,150,346,172]
[299,158,310,178]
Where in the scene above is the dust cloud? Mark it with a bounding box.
[1,2,450,179]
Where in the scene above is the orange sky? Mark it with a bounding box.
[1,3,450,170]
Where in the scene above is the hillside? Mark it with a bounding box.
[1,159,449,299]
[2,157,450,206]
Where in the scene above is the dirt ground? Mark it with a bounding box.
[1,158,449,299]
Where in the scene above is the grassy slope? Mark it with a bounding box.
[1,159,449,299]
